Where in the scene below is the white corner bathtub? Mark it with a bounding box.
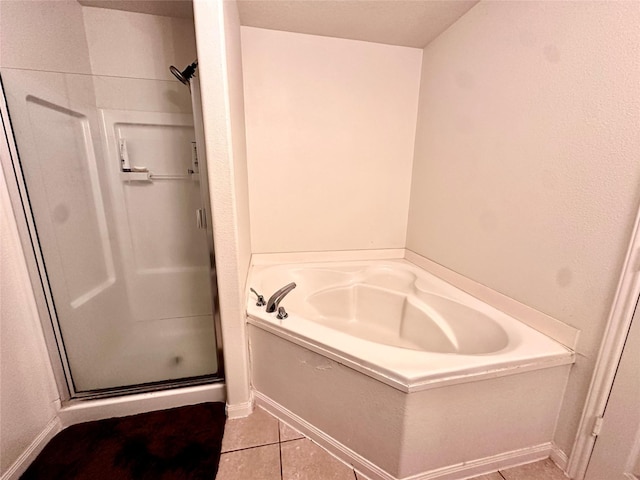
[246,259,575,480]
[246,259,573,392]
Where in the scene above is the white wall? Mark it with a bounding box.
[223,4,252,283]
[0,166,61,476]
[241,27,422,253]
[193,0,253,415]
[406,1,640,455]
[0,1,88,475]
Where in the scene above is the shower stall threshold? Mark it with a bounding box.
[71,374,224,401]
[58,382,226,427]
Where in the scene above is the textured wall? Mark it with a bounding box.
[406,0,640,454]
[241,27,422,253]
[0,167,60,475]
[193,0,253,413]
[0,1,88,474]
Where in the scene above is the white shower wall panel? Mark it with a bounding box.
[81,6,197,82]
[0,0,92,74]
[104,111,212,323]
[25,96,114,308]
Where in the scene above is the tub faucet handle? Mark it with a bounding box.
[250,288,266,307]
[277,306,288,319]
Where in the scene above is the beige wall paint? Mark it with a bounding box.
[0,164,60,475]
[241,27,422,253]
[0,1,88,474]
[223,3,252,285]
[193,0,252,413]
[406,0,640,454]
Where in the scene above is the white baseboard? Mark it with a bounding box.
[1,417,62,480]
[254,391,391,479]
[58,383,226,428]
[2,384,226,478]
[255,391,557,480]
[226,396,254,419]
[549,444,569,473]
[426,444,552,480]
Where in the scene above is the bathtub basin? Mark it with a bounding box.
[307,285,509,354]
[246,259,573,392]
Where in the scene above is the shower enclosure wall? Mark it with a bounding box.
[1,3,223,397]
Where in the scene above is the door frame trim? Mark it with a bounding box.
[568,199,640,478]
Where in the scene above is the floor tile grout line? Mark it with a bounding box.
[498,471,507,479]
[221,440,281,454]
[280,437,305,444]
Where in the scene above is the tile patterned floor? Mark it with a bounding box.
[215,407,568,480]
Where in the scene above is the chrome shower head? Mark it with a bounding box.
[170,61,198,85]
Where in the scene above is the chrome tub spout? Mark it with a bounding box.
[266,282,297,313]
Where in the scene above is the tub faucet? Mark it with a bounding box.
[266,282,296,313]
[249,288,266,307]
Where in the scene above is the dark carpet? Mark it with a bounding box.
[21,402,226,480]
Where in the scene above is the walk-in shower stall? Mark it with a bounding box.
[1,3,223,399]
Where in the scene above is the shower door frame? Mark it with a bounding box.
[1,74,71,399]
[0,74,225,402]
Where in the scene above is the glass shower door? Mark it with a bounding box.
[2,68,221,395]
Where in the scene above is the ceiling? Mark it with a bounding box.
[77,0,194,19]
[237,1,479,48]
[76,0,480,49]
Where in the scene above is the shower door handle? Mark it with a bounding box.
[196,208,207,229]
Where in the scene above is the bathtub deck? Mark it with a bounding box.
[247,260,574,393]
[215,406,568,480]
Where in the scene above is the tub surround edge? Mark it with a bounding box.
[247,258,574,393]
[249,248,580,351]
[404,249,580,350]
[251,248,406,266]
[247,315,573,393]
